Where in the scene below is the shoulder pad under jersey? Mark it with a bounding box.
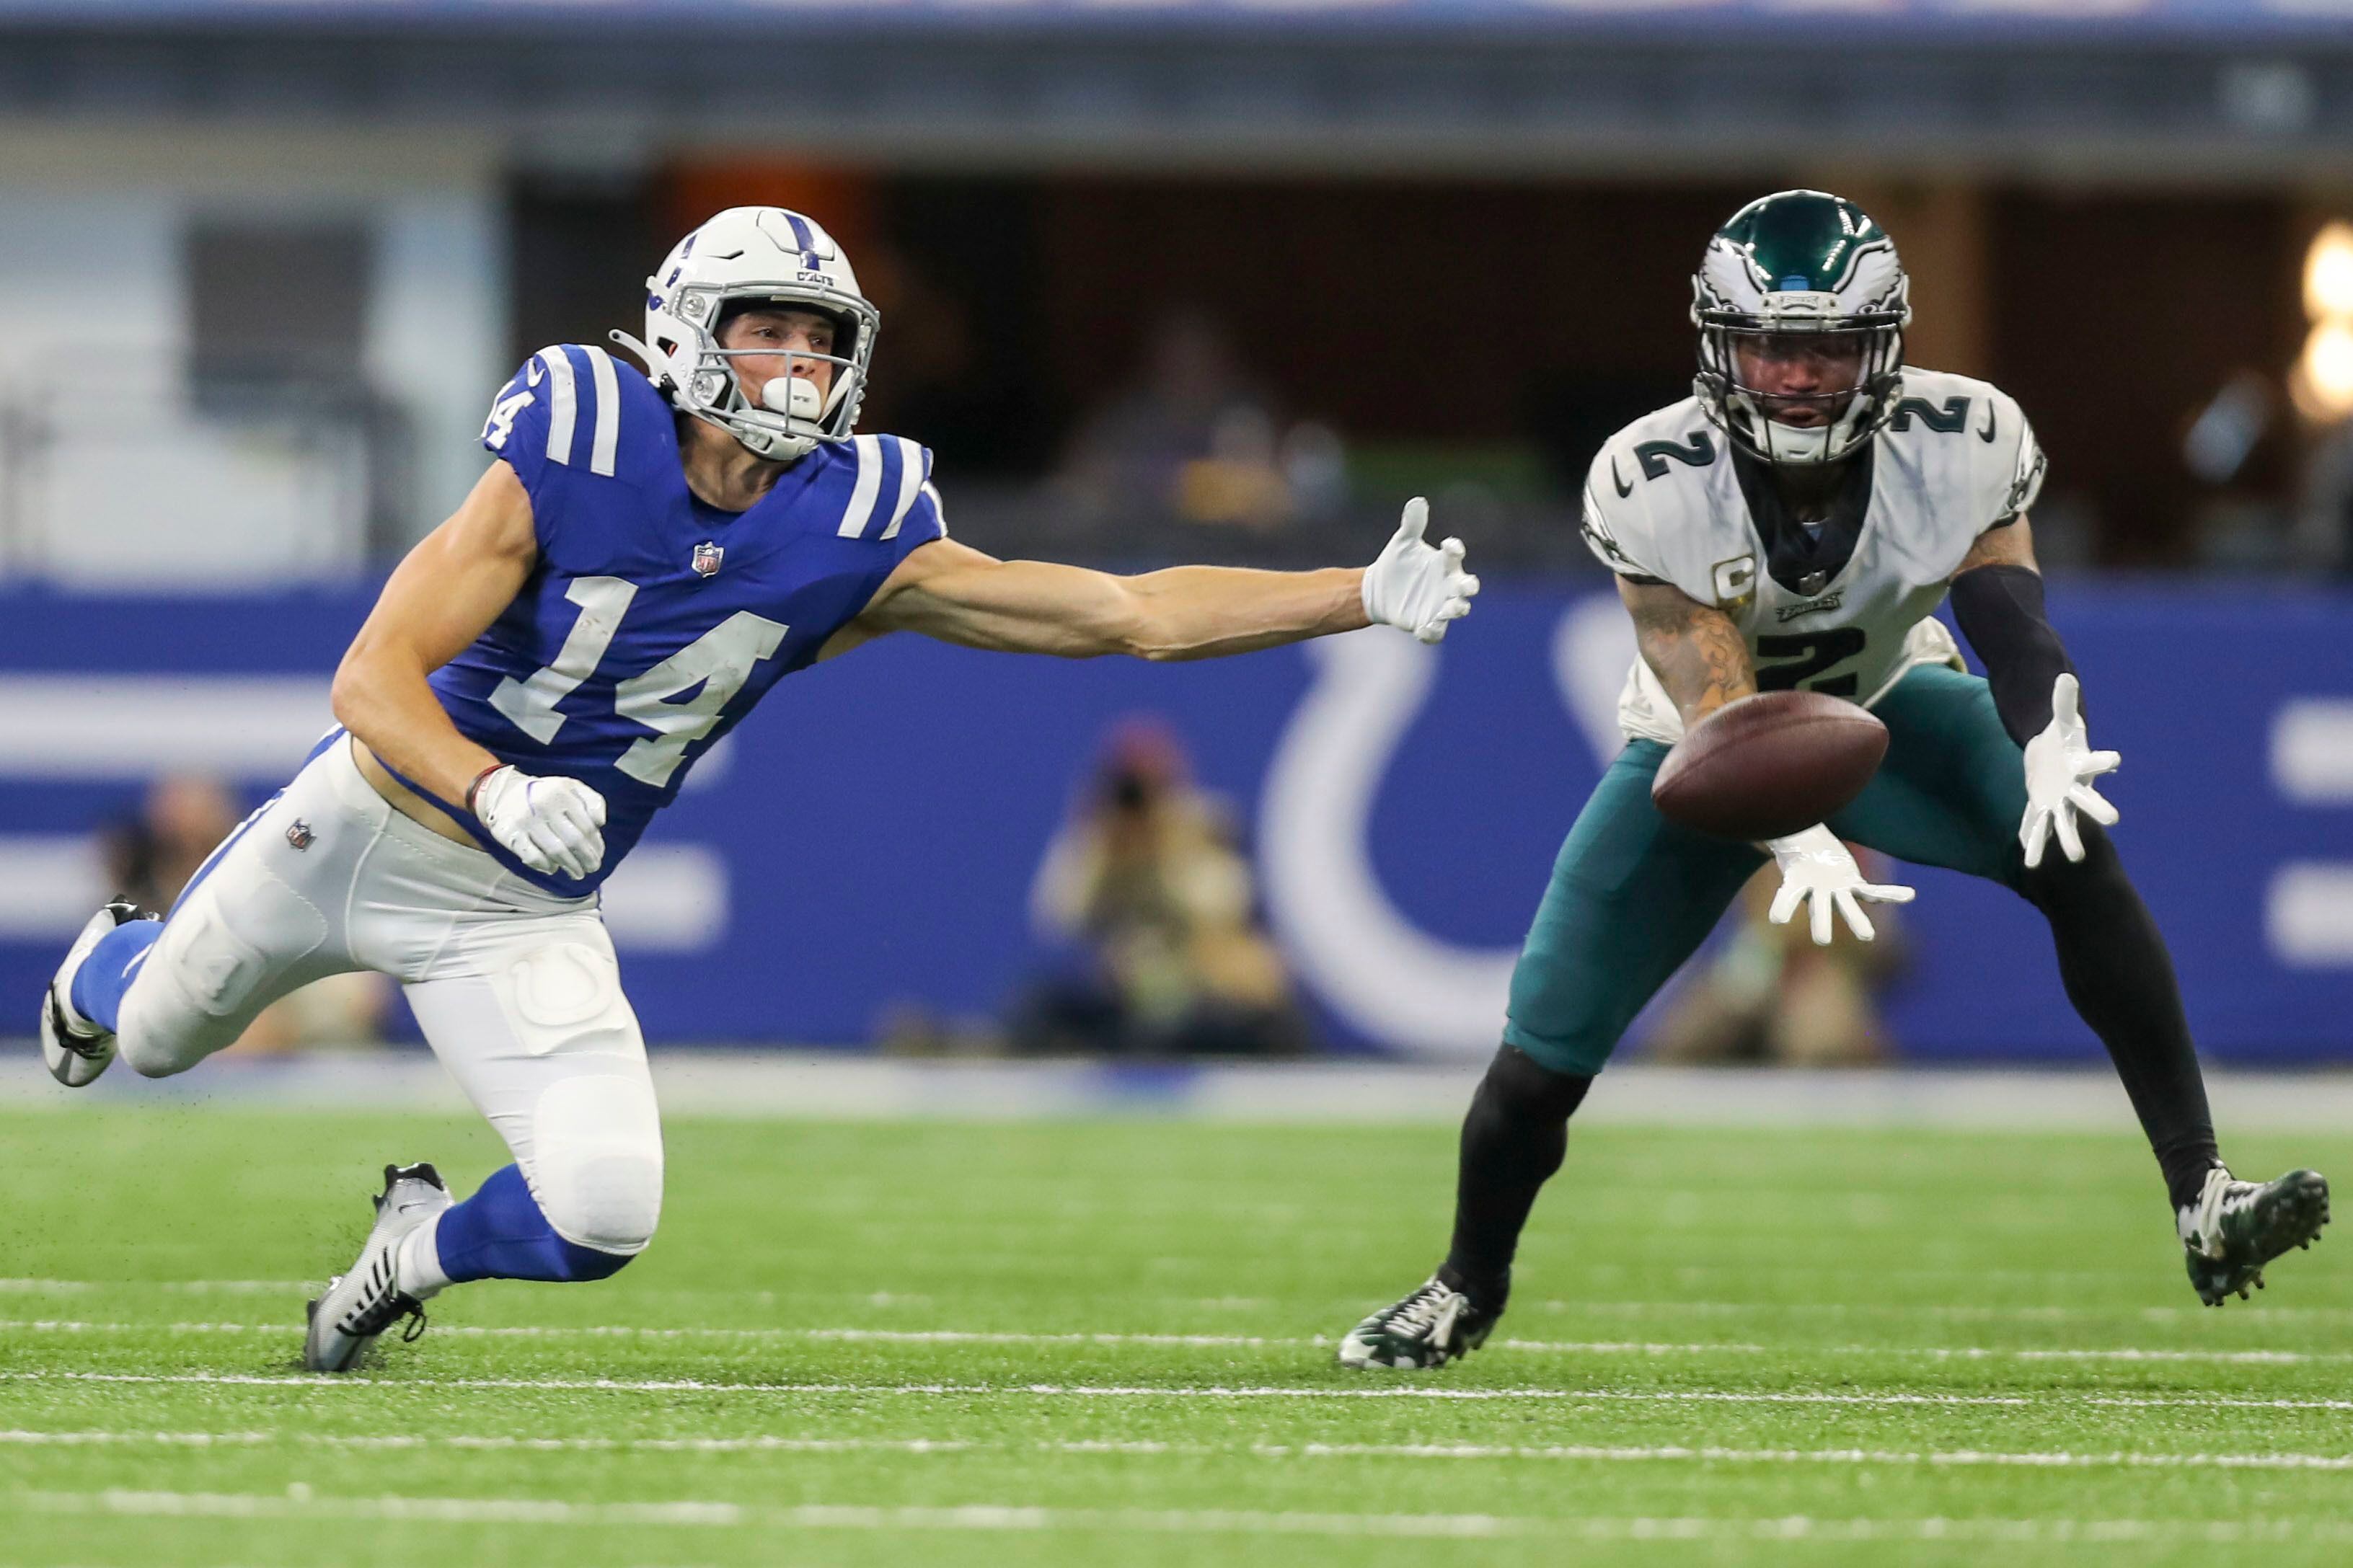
[817,433,949,550]
[1581,399,1731,585]
[481,345,671,500]
[1881,367,2046,530]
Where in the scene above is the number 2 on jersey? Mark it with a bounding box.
[1754,628,1866,699]
[488,575,787,788]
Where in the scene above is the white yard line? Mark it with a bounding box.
[4,1319,2347,1367]
[0,1280,309,1295]
[11,1276,2353,1329]
[1535,1298,2353,1323]
[17,1370,2353,1409]
[6,1429,2353,1473]
[12,1490,2353,1543]
[0,1321,1748,1355]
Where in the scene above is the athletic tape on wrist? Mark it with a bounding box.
[464,763,506,818]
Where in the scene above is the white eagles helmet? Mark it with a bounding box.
[613,205,879,463]
[1691,190,1911,466]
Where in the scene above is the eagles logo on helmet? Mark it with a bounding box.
[1690,189,1912,468]
[611,206,880,463]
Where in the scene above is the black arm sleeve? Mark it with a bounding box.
[1948,562,2078,747]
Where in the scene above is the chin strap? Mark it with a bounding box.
[607,329,666,386]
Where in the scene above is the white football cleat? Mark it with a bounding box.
[305,1163,452,1373]
[1338,1275,1500,1370]
[2179,1165,2329,1306]
[38,899,152,1088]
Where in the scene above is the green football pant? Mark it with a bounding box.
[1502,663,2030,1077]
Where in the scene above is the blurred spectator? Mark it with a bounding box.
[1643,848,1907,1067]
[100,773,389,1055]
[1061,308,1346,531]
[1013,718,1307,1057]
[102,774,238,916]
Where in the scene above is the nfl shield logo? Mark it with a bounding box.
[691,541,724,578]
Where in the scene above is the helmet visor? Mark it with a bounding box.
[1695,310,1905,465]
[1720,325,1878,428]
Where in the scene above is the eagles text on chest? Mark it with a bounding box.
[1776,590,1845,621]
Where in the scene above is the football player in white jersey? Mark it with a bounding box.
[1340,190,2328,1370]
[34,205,1479,1373]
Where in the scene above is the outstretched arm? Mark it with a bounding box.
[838,500,1478,662]
[1947,514,2074,744]
[1947,515,2119,867]
[1617,575,1756,728]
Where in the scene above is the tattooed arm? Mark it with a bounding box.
[1617,576,1756,730]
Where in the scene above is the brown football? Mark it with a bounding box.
[1651,691,1889,841]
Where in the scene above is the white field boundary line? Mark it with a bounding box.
[9,1054,2353,1133]
[8,1430,2353,1474]
[4,1320,2350,1367]
[12,1490,2353,1543]
[17,1371,2353,1411]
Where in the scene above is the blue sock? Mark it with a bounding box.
[68,921,163,1035]
[433,1164,634,1284]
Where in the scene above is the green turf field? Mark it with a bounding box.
[1,1105,2347,1566]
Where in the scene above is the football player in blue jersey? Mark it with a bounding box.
[34,206,1480,1372]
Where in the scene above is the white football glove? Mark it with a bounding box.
[2020,673,2120,869]
[1764,824,1916,945]
[471,765,607,881]
[1361,497,1479,645]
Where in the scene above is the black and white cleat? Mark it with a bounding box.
[1337,1275,1500,1370]
[305,1163,453,1373]
[37,899,154,1089]
[2180,1166,2331,1306]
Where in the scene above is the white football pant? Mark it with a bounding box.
[113,734,663,1256]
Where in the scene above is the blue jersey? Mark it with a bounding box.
[407,344,945,894]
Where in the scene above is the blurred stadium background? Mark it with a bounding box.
[4,0,2353,1067]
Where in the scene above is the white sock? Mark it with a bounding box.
[51,957,98,1035]
[51,983,94,1037]
[397,1213,452,1299]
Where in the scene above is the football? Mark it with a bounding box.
[1651,690,1889,841]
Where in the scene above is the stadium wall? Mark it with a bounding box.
[2,581,2350,1062]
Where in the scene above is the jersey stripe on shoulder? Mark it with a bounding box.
[584,346,622,477]
[540,348,578,468]
[836,434,886,538]
[879,437,926,539]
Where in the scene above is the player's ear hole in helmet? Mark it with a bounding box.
[1690,189,1911,468]
[612,205,882,464]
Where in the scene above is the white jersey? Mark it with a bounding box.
[1579,366,2046,745]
